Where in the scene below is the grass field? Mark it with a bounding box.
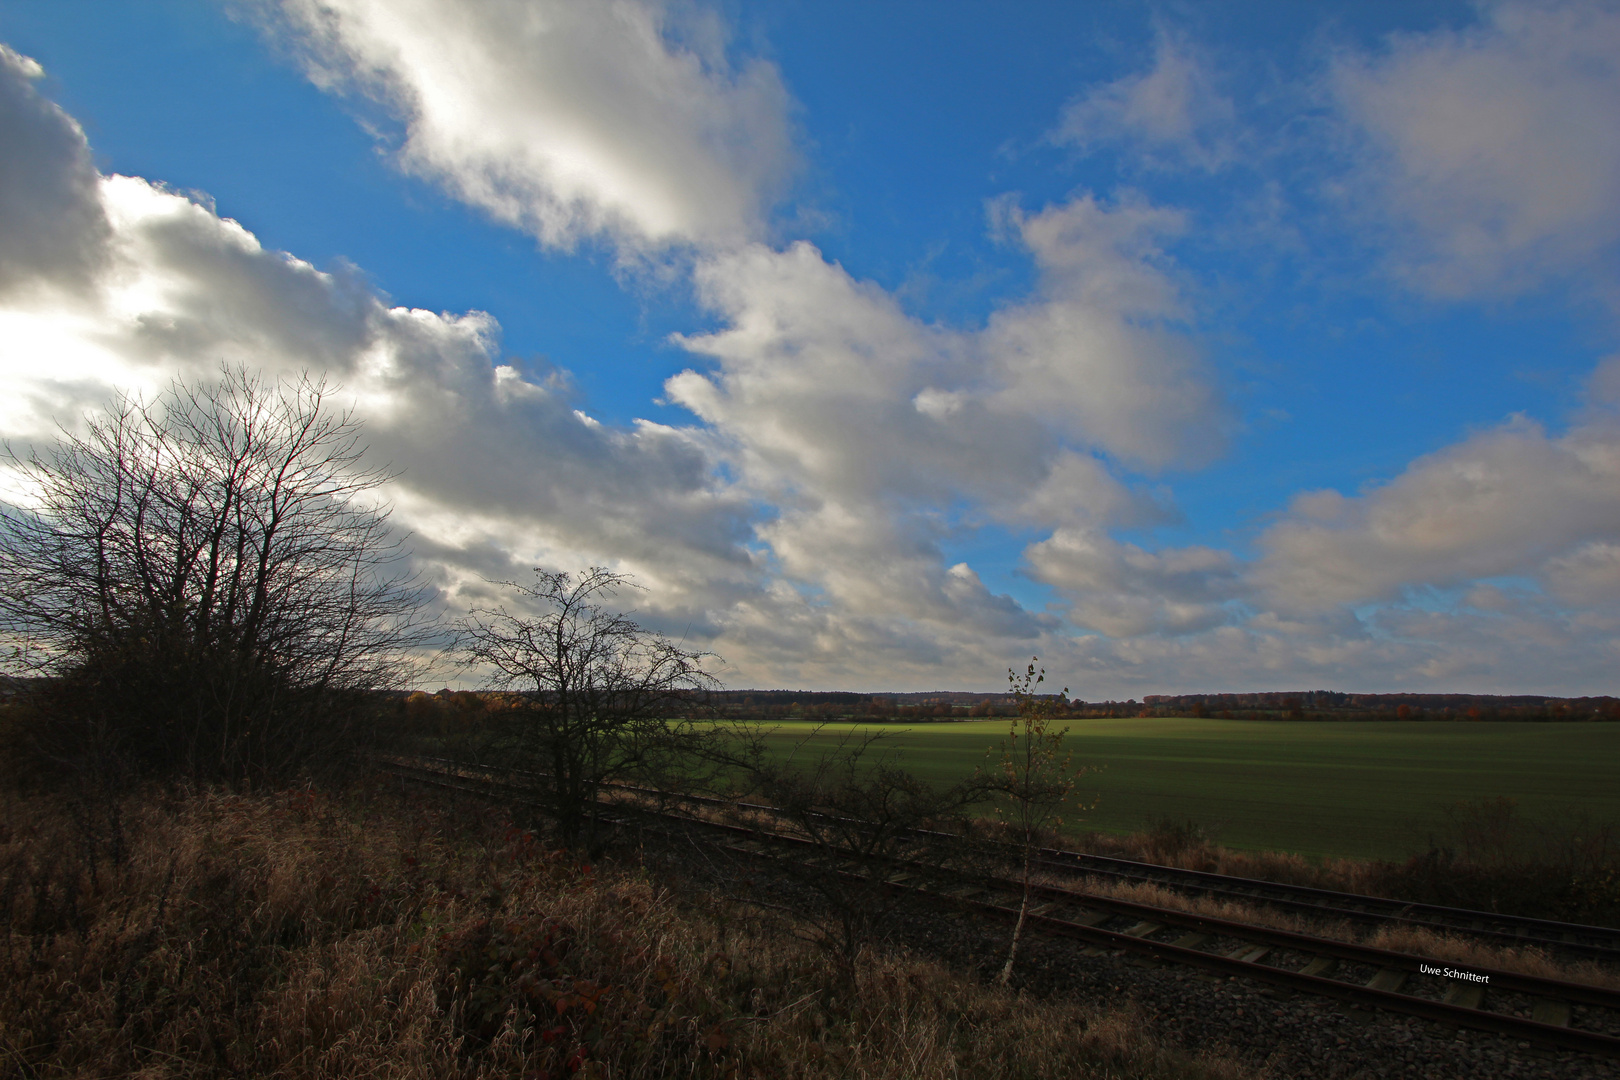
[749,717,1620,861]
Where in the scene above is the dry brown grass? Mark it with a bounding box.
[0,782,1257,1080]
[1036,854,1620,997]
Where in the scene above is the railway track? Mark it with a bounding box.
[369,753,1620,1060]
[1031,848,1620,963]
[382,753,1620,961]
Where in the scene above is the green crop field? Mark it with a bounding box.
[744,717,1620,861]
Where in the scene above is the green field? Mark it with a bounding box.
[748,717,1620,861]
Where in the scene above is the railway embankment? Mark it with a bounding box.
[377,754,1620,1078]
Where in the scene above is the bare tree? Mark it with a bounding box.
[0,365,426,786]
[455,568,720,849]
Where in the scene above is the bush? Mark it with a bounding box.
[0,367,426,789]
[0,782,1248,1079]
[1364,799,1620,926]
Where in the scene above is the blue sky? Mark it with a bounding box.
[2,0,1618,694]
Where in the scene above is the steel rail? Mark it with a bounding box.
[993,875,1620,1011]
[370,755,1620,1057]
[1032,848,1620,959]
[674,827,1620,1059]
[656,824,1620,1058]
[944,887,1620,1059]
[379,753,1620,961]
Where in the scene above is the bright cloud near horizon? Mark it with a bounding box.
[2,0,1618,696]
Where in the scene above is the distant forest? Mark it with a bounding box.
[700,689,1620,723]
[15,676,1611,724]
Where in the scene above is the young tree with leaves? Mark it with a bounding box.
[983,657,1089,985]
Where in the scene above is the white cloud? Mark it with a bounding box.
[670,203,1224,517]
[665,242,1055,660]
[1540,542,1620,604]
[253,0,797,255]
[1004,450,1172,531]
[13,22,1618,696]
[6,38,1173,694]
[0,45,111,301]
[660,198,1233,677]
[1045,600,1620,697]
[670,241,1025,508]
[1333,0,1620,298]
[1255,415,1620,610]
[1052,29,1236,170]
[984,193,1228,470]
[235,1,1238,682]
[1026,526,1243,637]
[0,47,758,649]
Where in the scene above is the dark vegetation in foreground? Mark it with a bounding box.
[4,677,1619,1078]
[390,690,1620,931]
[0,779,1253,1080]
[1,365,1616,1076]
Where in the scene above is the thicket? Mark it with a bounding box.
[729,729,991,972]
[0,780,1250,1080]
[0,367,426,791]
[452,567,722,852]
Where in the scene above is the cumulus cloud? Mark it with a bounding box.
[0,47,758,648]
[1026,527,1243,637]
[658,189,1234,674]
[16,18,1615,695]
[984,193,1228,469]
[0,45,111,301]
[1005,450,1173,531]
[1333,0,1620,298]
[666,242,1055,659]
[231,0,1241,680]
[1046,599,1620,696]
[3,36,1230,691]
[253,0,797,255]
[670,240,1073,512]
[1255,415,1620,610]
[1052,29,1236,170]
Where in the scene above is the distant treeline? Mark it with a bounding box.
[100,685,1612,728]
[699,688,1620,723]
[705,689,1026,720]
[1135,691,1620,722]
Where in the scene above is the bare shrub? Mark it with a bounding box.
[455,567,720,850]
[980,658,1089,984]
[0,366,427,789]
[734,728,990,973]
[0,783,1246,1080]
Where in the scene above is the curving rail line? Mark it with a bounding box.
[368,754,1620,1059]
[1030,848,1620,962]
[380,753,1620,962]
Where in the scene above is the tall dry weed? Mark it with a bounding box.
[0,782,1249,1079]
